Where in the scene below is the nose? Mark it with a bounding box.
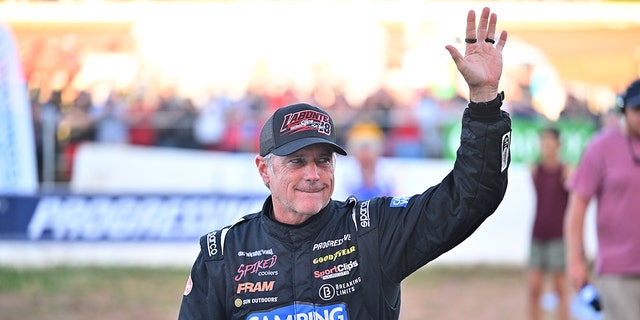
[304,162,321,180]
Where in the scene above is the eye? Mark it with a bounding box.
[288,158,305,165]
[318,157,332,165]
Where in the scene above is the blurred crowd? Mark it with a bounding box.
[29,79,604,183]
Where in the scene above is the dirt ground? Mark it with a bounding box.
[0,265,540,320]
[400,266,527,320]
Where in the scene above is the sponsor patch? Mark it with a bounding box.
[314,260,359,280]
[313,246,356,264]
[238,248,274,257]
[390,196,410,208]
[359,200,370,228]
[237,281,275,294]
[247,302,348,320]
[235,255,278,281]
[183,274,193,296]
[207,231,218,257]
[501,131,511,172]
[312,234,351,251]
[319,277,362,301]
[236,296,279,307]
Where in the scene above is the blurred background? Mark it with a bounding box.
[0,0,638,318]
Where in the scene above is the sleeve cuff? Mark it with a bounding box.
[468,91,504,122]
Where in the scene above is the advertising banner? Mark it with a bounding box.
[0,194,264,241]
[443,117,597,165]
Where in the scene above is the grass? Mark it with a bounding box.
[0,265,526,320]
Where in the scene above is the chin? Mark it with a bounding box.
[296,198,328,215]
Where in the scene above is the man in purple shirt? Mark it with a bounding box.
[565,78,640,320]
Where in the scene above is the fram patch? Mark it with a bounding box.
[390,196,410,208]
[237,281,275,294]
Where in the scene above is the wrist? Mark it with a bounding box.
[568,252,585,265]
[469,86,500,103]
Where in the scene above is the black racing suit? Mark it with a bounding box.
[179,100,511,320]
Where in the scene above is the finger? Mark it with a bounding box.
[465,10,477,43]
[495,30,508,51]
[485,13,497,44]
[476,7,491,41]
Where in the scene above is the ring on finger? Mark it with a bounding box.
[464,38,477,44]
[485,38,495,44]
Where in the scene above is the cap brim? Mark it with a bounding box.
[271,137,347,156]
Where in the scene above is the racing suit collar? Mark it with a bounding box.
[261,196,336,244]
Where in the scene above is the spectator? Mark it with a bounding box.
[127,93,157,146]
[344,118,395,200]
[153,88,182,148]
[193,93,231,151]
[560,93,598,126]
[172,98,200,149]
[57,90,95,180]
[413,88,446,158]
[565,78,640,320]
[92,90,128,144]
[362,85,397,135]
[527,127,571,320]
[386,109,422,158]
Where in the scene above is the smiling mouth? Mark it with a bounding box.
[297,186,324,193]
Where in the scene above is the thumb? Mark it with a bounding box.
[445,45,463,65]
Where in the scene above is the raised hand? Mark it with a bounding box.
[445,7,508,103]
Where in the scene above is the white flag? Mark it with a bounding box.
[0,23,37,194]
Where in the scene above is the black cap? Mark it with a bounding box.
[259,103,347,157]
[623,79,640,110]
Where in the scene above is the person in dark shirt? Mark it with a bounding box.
[179,7,511,319]
[527,127,571,320]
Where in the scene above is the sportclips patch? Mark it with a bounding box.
[501,131,511,172]
[280,110,332,136]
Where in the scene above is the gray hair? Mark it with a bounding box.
[262,153,275,174]
[261,153,275,189]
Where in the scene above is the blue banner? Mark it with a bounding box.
[0,194,265,241]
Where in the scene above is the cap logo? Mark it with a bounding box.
[280,110,332,136]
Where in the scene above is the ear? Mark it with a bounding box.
[255,155,270,186]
